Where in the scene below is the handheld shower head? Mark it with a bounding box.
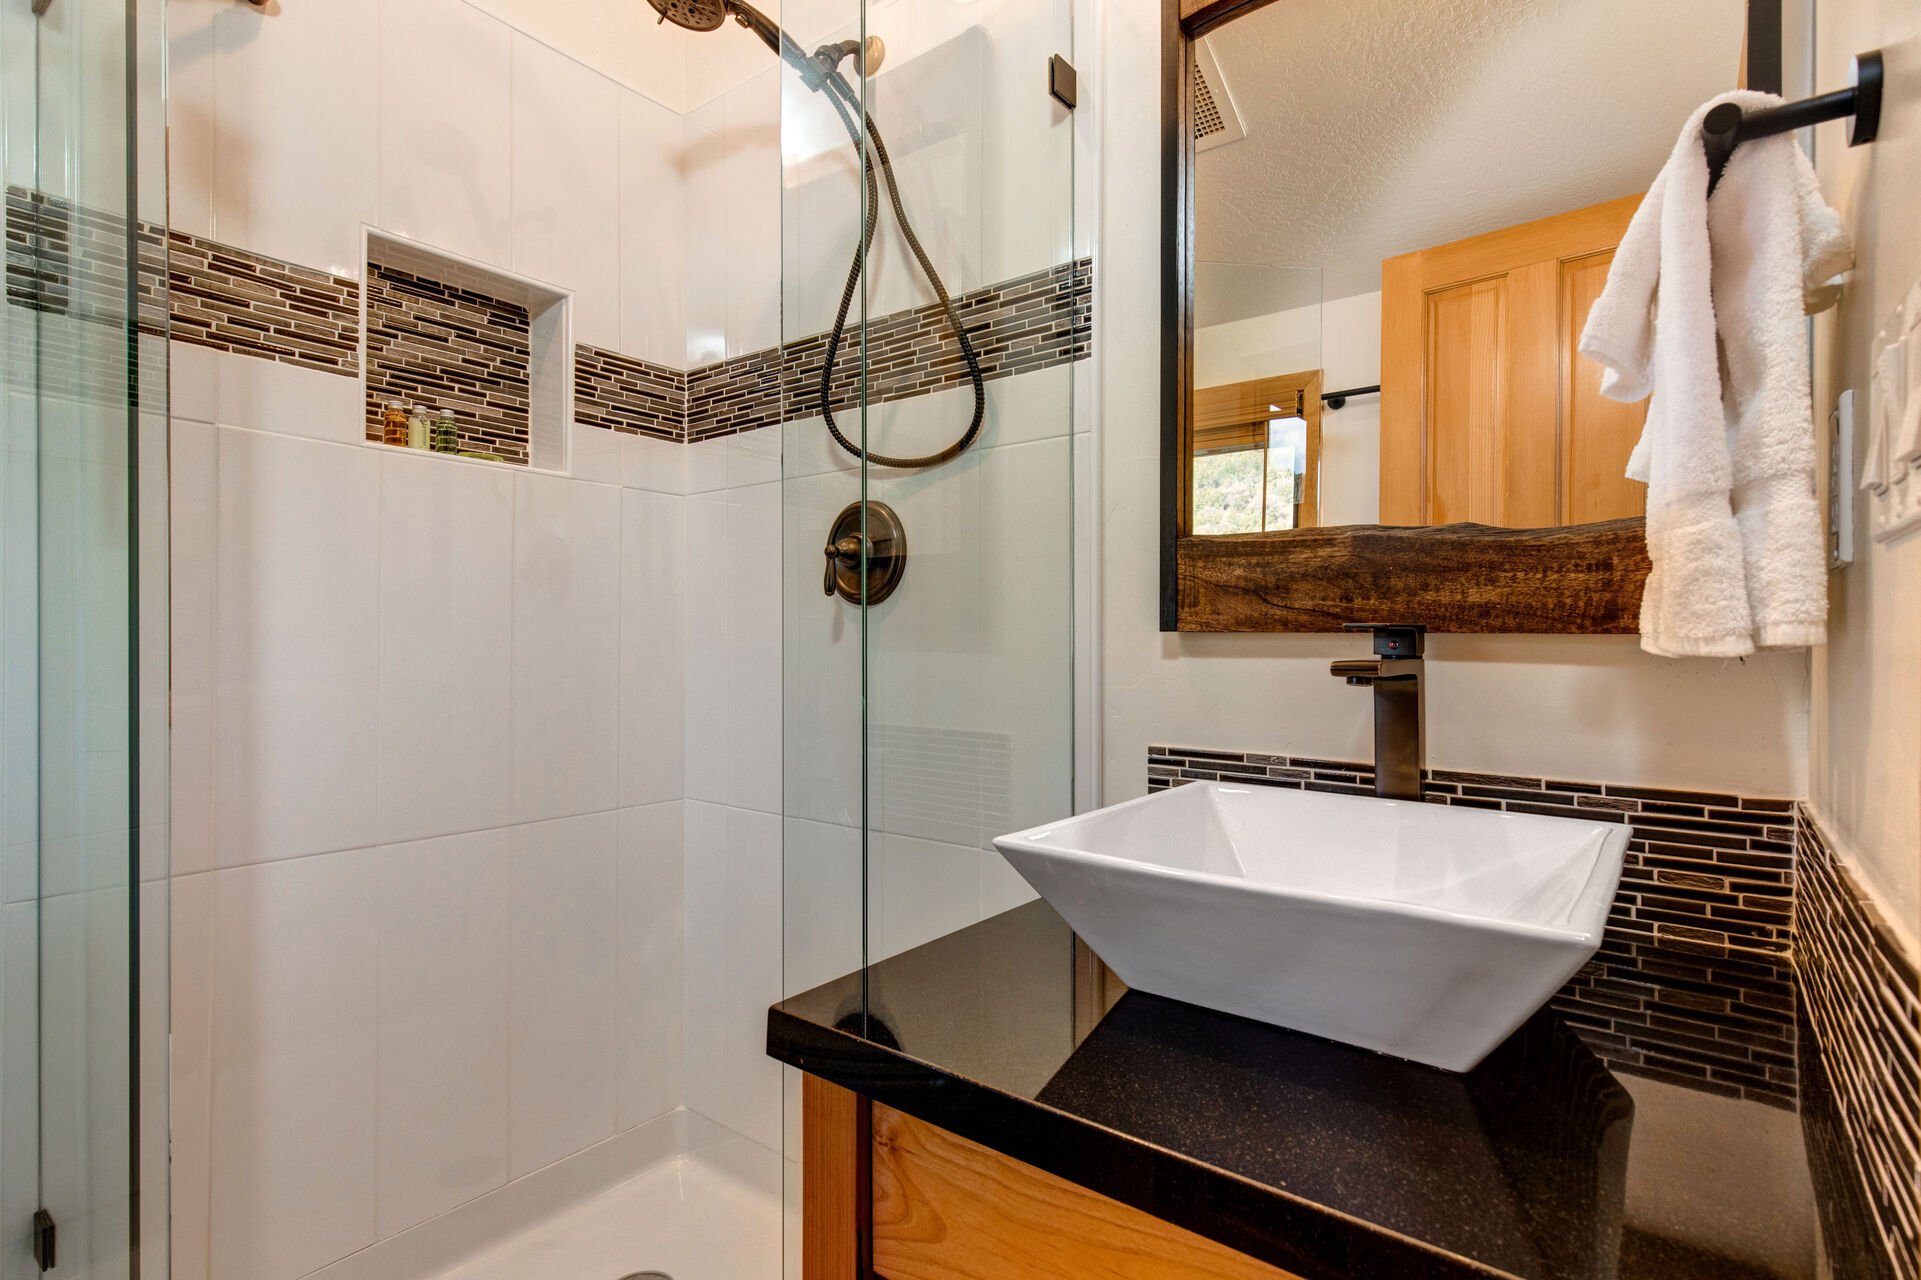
[645,0,726,31]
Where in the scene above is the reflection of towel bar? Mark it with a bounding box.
[1705,49,1883,195]
[1322,385,1379,411]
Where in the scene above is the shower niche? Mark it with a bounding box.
[359,228,574,471]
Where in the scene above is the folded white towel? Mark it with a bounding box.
[1579,91,1850,658]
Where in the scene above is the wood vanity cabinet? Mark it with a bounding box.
[801,1076,1301,1280]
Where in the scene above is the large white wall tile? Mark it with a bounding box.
[620,489,686,808]
[164,0,218,241]
[722,70,782,358]
[682,802,782,1151]
[616,802,683,1129]
[511,35,622,350]
[686,478,781,813]
[682,101,728,368]
[174,343,361,446]
[378,0,514,268]
[619,90,688,369]
[378,451,515,844]
[208,851,378,1280]
[508,812,618,1177]
[207,0,378,274]
[0,902,40,1272]
[726,482,782,814]
[169,420,217,878]
[213,429,379,866]
[168,873,214,1280]
[376,828,513,1236]
[510,472,621,824]
[780,817,861,998]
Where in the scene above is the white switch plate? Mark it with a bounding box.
[1831,389,1854,566]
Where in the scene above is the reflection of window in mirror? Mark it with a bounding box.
[1192,372,1321,534]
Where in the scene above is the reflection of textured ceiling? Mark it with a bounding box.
[1197,0,1745,300]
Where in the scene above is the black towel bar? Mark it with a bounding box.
[1705,49,1883,193]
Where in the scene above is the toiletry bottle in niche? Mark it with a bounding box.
[382,401,410,448]
[407,404,432,450]
[432,410,458,453]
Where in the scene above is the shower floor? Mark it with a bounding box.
[429,1143,783,1280]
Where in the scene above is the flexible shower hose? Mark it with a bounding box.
[814,71,987,470]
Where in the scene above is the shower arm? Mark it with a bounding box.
[725,0,851,95]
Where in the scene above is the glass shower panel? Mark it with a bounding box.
[778,1,1079,1262]
[1,0,168,1276]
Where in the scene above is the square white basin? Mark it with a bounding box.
[993,782,1628,1072]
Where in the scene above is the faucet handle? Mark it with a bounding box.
[1343,622,1426,658]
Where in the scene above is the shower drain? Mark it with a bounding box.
[617,1273,674,1280]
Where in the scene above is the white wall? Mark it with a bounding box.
[1094,1,1811,808]
[164,3,698,1277]
[1195,291,1383,527]
[1807,0,1921,950]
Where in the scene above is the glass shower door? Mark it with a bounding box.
[1,0,168,1275]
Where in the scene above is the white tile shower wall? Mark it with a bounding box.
[168,343,691,1280]
[166,0,700,374]
[376,0,516,269]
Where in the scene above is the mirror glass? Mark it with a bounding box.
[1189,0,1748,534]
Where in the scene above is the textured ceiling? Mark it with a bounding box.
[1197,0,1746,303]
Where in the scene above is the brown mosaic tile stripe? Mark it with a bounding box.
[686,345,782,442]
[1145,746,1800,1105]
[1795,810,1921,1278]
[10,194,1093,447]
[685,256,1095,444]
[575,344,685,443]
[3,186,170,410]
[166,229,361,376]
[363,262,532,466]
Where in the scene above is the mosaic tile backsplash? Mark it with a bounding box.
[1797,813,1921,1278]
[1147,746,1799,1104]
[1146,745,1921,1277]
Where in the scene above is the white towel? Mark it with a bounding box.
[1579,91,1850,658]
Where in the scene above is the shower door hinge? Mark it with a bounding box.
[30,0,53,17]
[1049,54,1078,109]
[32,1209,55,1272]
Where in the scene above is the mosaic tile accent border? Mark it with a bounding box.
[4,186,170,408]
[8,197,1093,447]
[575,344,685,443]
[363,263,533,465]
[685,257,1094,445]
[1795,810,1921,1278]
[167,229,360,376]
[1146,747,1801,1105]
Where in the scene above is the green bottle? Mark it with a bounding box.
[432,411,458,453]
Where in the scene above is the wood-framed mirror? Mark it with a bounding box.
[1160,0,1784,632]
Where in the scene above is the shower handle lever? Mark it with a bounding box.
[823,534,869,596]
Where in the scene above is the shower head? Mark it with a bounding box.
[645,0,726,31]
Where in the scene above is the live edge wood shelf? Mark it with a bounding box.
[1174,519,1651,634]
[803,1076,1301,1280]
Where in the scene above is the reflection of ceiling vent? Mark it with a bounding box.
[1193,38,1247,152]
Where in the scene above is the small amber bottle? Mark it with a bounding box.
[381,401,410,448]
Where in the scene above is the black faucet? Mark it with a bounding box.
[1331,623,1426,802]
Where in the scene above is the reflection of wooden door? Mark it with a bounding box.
[1380,194,1647,528]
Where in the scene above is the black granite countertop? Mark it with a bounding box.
[768,901,1874,1280]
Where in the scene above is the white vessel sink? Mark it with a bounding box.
[993,782,1627,1072]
